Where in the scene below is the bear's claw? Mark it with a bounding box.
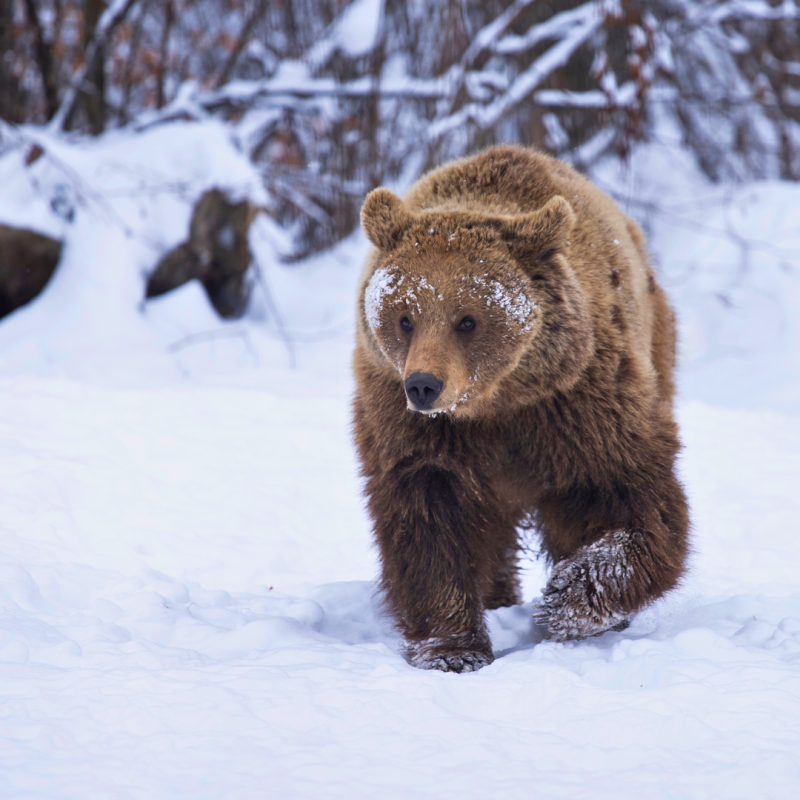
[406,636,493,673]
[425,652,492,673]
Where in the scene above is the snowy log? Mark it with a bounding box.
[146,190,255,319]
[0,224,62,319]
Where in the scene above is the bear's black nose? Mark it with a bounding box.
[404,372,444,410]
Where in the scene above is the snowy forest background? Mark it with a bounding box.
[2,3,800,799]
[4,0,800,255]
[2,0,800,405]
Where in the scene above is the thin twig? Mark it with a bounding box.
[166,326,250,353]
[252,259,296,369]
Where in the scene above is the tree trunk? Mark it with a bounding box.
[82,0,107,135]
[0,0,22,122]
[21,0,59,120]
[155,2,173,109]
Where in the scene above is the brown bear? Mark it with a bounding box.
[352,145,689,673]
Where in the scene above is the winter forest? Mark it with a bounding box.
[1,1,800,798]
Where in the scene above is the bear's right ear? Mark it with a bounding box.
[500,195,576,261]
[361,188,414,251]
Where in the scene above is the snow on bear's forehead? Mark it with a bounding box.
[364,265,536,332]
[466,274,536,331]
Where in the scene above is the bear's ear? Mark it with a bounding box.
[500,196,576,261]
[361,188,414,251]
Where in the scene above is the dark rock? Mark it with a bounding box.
[146,189,254,318]
[0,225,63,319]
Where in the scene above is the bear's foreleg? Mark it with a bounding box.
[367,463,504,673]
[532,529,644,639]
[532,476,689,640]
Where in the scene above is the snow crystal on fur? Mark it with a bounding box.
[364,267,398,330]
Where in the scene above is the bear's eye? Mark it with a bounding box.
[457,316,476,332]
[400,316,413,332]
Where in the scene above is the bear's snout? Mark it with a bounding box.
[404,372,443,411]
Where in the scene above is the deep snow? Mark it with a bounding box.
[1,120,800,798]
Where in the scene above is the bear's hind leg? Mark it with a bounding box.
[484,546,522,610]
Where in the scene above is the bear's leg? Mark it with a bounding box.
[532,474,689,641]
[532,529,644,639]
[367,465,504,673]
[484,545,522,610]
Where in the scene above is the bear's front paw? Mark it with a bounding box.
[405,636,494,673]
[532,530,639,641]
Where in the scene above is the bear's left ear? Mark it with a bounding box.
[500,196,576,261]
[361,188,414,251]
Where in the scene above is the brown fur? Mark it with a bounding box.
[353,145,689,672]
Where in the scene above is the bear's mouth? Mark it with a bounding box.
[406,390,472,417]
[409,406,455,419]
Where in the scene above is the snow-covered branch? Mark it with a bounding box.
[706,0,799,24]
[428,3,604,141]
[494,2,605,55]
[457,0,543,70]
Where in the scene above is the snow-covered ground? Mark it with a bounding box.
[1,122,800,798]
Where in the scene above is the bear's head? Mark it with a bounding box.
[359,188,593,417]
